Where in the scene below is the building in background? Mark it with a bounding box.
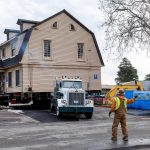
[101,84,114,94]
[0,10,104,106]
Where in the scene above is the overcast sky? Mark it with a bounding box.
[0,0,150,85]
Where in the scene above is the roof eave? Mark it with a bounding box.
[17,19,39,25]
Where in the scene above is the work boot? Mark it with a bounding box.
[123,136,128,141]
[111,137,117,141]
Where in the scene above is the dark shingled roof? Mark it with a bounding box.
[17,19,39,25]
[0,29,32,68]
[4,29,20,34]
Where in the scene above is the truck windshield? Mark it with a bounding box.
[63,81,82,89]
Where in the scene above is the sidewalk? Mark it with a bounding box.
[127,109,150,116]
[96,105,150,116]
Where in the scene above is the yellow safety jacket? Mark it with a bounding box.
[114,97,127,110]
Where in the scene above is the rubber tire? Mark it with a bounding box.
[85,113,93,119]
[57,112,63,118]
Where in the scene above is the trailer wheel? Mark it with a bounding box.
[85,113,93,119]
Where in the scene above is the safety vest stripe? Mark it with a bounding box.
[115,97,127,110]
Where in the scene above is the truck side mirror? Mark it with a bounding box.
[56,92,63,99]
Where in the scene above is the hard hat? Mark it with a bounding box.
[119,89,124,93]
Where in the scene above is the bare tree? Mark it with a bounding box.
[99,0,150,58]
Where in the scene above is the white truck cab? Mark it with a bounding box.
[51,76,94,119]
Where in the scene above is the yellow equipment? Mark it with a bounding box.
[105,81,144,105]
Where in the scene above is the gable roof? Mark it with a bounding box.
[0,9,104,68]
[32,9,104,66]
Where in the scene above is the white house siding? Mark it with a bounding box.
[21,65,101,93]
[9,32,17,39]
[5,66,22,93]
[22,23,36,31]
[20,12,102,93]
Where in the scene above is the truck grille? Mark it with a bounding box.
[69,92,84,106]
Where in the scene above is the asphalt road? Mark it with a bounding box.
[0,107,150,150]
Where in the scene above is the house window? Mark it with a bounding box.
[77,43,84,59]
[44,40,51,57]
[16,70,20,86]
[52,22,57,29]
[8,72,12,87]
[94,74,98,80]
[2,48,5,58]
[11,41,16,56]
[70,24,75,31]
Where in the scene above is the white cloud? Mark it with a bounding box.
[0,0,149,85]
[128,52,150,81]
[101,51,150,85]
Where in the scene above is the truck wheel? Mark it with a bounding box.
[57,112,63,118]
[85,113,93,119]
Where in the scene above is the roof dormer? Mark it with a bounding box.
[4,29,20,41]
[17,19,39,32]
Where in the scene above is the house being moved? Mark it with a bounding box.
[0,10,104,107]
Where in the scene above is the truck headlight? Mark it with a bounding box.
[61,100,67,105]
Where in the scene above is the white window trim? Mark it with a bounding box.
[76,42,86,62]
[8,72,12,88]
[11,43,16,57]
[16,69,20,87]
[42,39,53,60]
[2,48,5,58]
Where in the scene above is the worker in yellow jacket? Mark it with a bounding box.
[109,89,138,141]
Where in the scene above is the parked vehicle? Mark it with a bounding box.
[0,94,11,106]
[93,94,105,105]
[50,76,94,119]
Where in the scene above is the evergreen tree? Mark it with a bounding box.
[115,57,138,83]
[144,74,150,81]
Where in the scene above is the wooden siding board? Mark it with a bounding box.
[31,9,104,66]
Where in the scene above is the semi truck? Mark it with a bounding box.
[50,76,94,119]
